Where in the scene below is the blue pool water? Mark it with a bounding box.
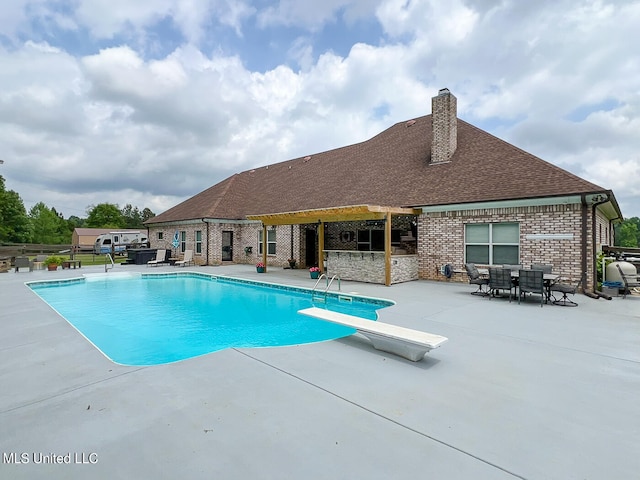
[28,273,393,366]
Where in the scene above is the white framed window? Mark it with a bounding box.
[465,223,519,265]
[258,229,276,255]
[180,231,187,252]
[195,230,202,254]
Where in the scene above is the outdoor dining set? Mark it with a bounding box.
[465,263,581,307]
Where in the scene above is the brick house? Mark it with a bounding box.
[145,89,622,291]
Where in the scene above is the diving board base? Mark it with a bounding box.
[298,307,448,362]
[358,332,434,361]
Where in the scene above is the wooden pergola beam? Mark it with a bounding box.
[247,205,420,226]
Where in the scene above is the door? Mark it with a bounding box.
[305,228,317,267]
[222,231,233,261]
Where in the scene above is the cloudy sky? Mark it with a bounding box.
[1,0,639,219]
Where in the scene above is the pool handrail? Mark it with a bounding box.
[105,254,115,273]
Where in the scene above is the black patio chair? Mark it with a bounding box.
[502,264,522,272]
[465,263,489,296]
[531,264,553,274]
[616,264,640,299]
[550,276,582,307]
[518,269,545,307]
[488,267,514,302]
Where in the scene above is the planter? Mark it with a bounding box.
[310,271,320,279]
[47,264,58,271]
[256,267,265,273]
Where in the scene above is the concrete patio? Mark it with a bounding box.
[1,263,639,479]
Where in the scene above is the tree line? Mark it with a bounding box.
[0,175,155,244]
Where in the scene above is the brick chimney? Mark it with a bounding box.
[430,88,457,164]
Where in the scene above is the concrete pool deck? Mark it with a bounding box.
[1,263,639,479]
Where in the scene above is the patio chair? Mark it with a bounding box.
[464,263,489,296]
[616,264,640,299]
[147,249,167,267]
[550,276,582,307]
[501,265,523,275]
[518,269,545,307]
[488,267,514,302]
[14,256,33,273]
[174,249,194,267]
[531,264,553,274]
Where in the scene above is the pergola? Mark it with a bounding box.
[247,205,420,286]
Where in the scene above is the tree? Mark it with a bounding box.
[615,217,640,247]
[141,207,156,223]
[86,203,125,228]
[121,204,143,228]
[0,175,31,242]
[29,202,69,244]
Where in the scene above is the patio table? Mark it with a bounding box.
[479,268,559,303]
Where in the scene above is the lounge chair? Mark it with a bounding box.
[174,250,194,267]
[465,263,489,296]
[488,267,514,302]
[147,249,167,267]
[518,269,545,307]
[616,264,640,299]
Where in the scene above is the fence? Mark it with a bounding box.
[0,244,94,258]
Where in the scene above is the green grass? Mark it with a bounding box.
[30,253,128,266]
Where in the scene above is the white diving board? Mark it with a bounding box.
[298,307,448,362]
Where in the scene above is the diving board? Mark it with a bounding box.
[298,307,448,362]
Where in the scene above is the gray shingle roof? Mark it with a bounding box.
[147,115,606,224]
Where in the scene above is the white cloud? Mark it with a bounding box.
[257,0,367,30]
[0,0,639,220]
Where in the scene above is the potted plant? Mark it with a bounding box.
[45,255,64,271]
[287,258,297,269]
[256,262,265,273]
[309,266,320,279]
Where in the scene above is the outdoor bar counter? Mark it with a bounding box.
[324,250,418,285]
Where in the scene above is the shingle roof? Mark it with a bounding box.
[147,115,607,224]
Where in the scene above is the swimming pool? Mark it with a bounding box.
[28,273,393,366]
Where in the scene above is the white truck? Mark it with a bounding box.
[94,231,149,255]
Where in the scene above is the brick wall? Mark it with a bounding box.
[418,203,596,286]
[148,223,302,268]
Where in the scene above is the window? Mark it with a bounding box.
[195,230,202,254]
[157,232,163,240]
[258,229,276,255]
[180,231,186,253]
[465,223,519,265]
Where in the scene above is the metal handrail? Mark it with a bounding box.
[311,274,327,293]
[105,254,115,272]
[311,274,341,302]
[324,275,341,295]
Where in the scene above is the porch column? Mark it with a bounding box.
[318,221,325,273]
[384,211,391,286]
[262,224,268,272]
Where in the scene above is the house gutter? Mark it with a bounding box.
[590,193,613,293]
